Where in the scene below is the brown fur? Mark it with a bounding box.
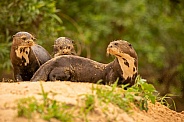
[31,40,138,86]
[53,37,76,57]
[10,32,51,81]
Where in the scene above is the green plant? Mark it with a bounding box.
[83,94,95,113]
[93,76,158,112]
[93,80,130,112]
[17,97,38,119]
[79,94,96,122]
[157,94,176,111]
[17,77,162,121]
[17,82,73,122]
[126,75,158,111]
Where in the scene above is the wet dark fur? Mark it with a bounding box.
[31,40,138,86]
[10,32,51,81]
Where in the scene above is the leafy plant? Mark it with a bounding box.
[126,75,158,111]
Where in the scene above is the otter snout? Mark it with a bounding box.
[25,39,35,46]
[20,39,35,47]
[106,42,119,55]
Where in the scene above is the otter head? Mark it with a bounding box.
[12,32,35,47]
[107,40,138,85]
[107,40,137,60]
[11,32,36,66]
[53,37,76,57]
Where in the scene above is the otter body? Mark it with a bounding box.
[31,55,122,84]
[31,40,138,86]
[10,32,51,81]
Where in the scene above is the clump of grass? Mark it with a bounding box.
[17,97,38,119]
[79,94,96,122]
[93,75,158,112]
[17,82,73,122]
[83,94,95,113]
[157,94,176,111]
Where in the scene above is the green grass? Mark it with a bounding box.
[17,82,74,122]
[17,76,161,121]
[157,94,176,111]
[92,75,158,112]
[79,94,96,122]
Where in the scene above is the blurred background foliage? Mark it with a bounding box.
[0,0,184,111]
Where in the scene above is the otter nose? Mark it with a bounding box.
[25,39,34,46]
[62,49,69,54]
[26,39,34,43]
[108,44,113,48]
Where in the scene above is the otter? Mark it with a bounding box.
[53,37,76,57]
[31,40,138,86]
[10,32,51,81]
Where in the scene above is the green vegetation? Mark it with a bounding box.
[18,82,73,122]
[157,94,176,111]
[17,77,158,121]
[80,94,96,121]
[1,0,184,111]
[93,76,157,112]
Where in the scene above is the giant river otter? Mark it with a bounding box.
[31,40,138,86]
[10,32,51,81]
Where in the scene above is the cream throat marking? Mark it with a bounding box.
[116,53,137,80]
[15,46,30,66]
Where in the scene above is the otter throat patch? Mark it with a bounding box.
[117,53,137,80]
[15,46,30,66]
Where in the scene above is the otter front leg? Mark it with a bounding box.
[49,67,71,81]
[14,73,23,81]
[13,66,23,81]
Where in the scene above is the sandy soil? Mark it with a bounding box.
[0,81,184,122]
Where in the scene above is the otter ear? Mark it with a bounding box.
[32,37,36,41]
[12,35,15,38]
[71,40,75,44]
[67,37,75,44]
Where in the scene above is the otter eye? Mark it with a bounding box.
[32,37,36,40]
[129,44,132,47]
[21,37,26,40]
[114,43,118,46]
[71,40,74,44]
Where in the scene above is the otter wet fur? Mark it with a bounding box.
[31,40,138,86]
[10,32,51,81]
[53,37,76,57]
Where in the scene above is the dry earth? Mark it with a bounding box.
[0,81,184,122]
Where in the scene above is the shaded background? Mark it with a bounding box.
[0,0,184,111]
